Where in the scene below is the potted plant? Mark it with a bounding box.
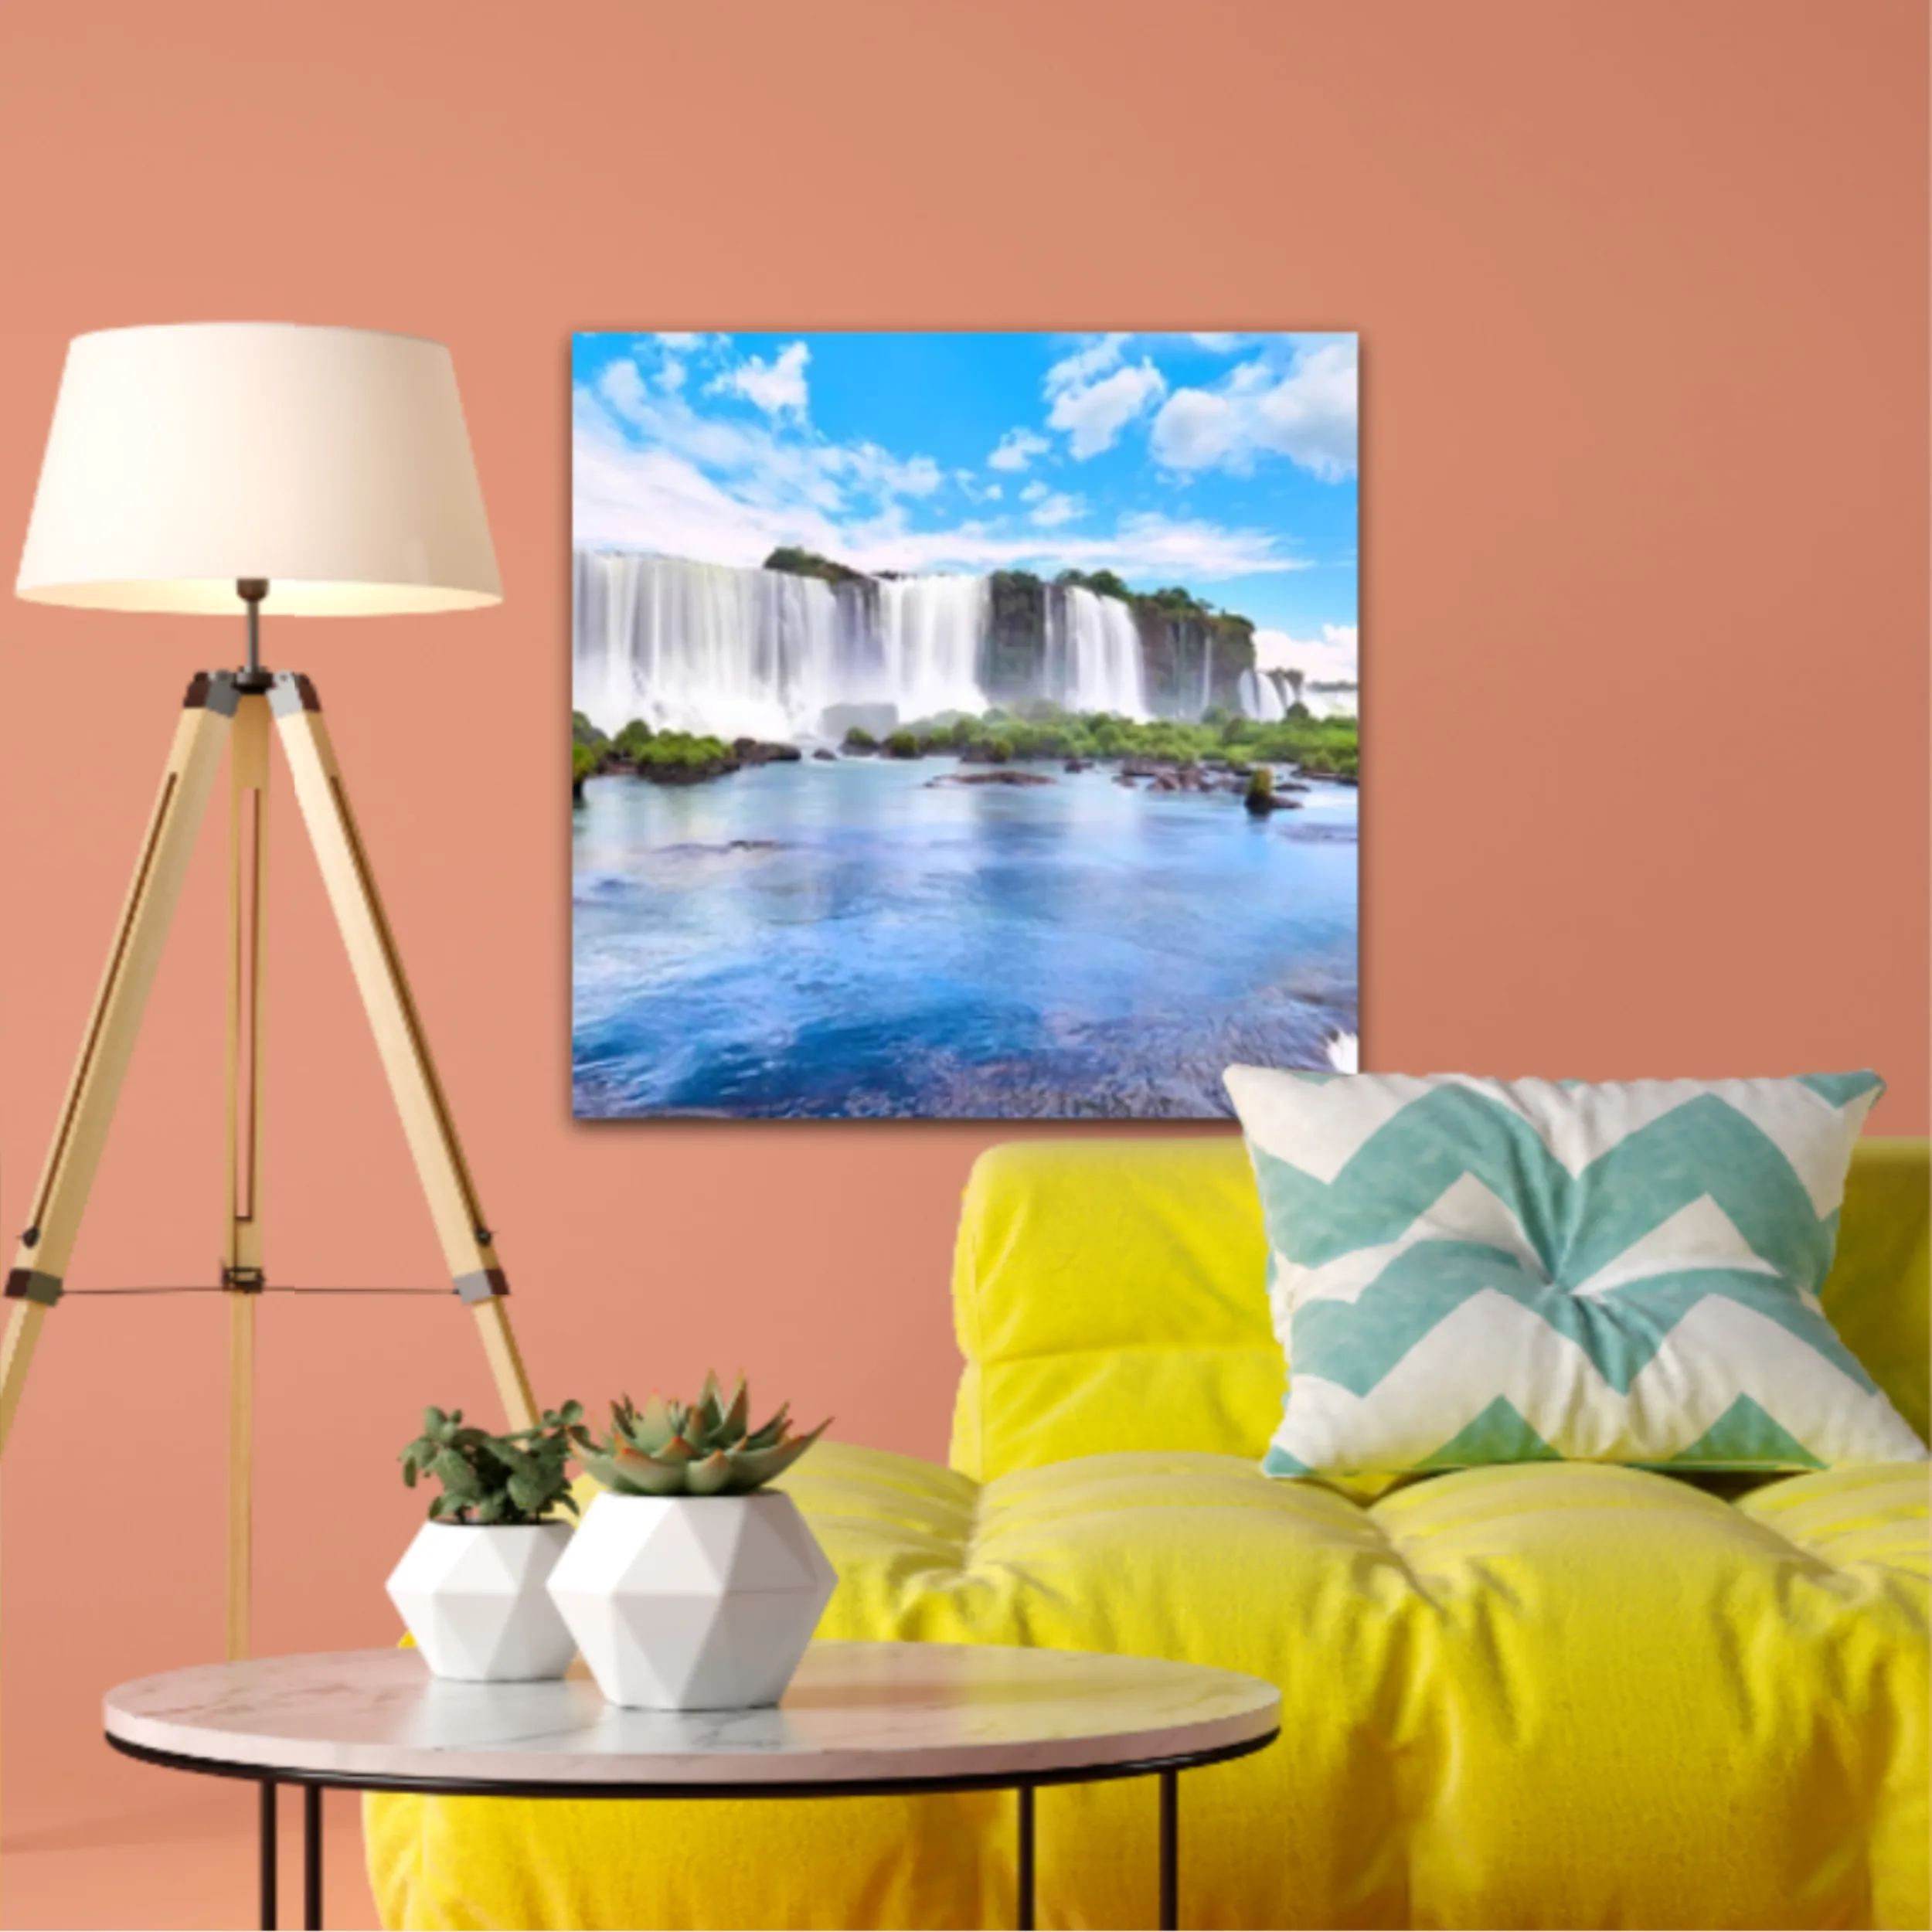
[386,1403,583,1682]
[547,1376,835,1710]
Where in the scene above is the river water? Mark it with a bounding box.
[572,756,1357,1119]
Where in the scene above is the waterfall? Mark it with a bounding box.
[573,551,867,741]
[877,573,992,722]
[1199,634,1215,715]
[1051,586,1148,718]
[574,549,1198,739]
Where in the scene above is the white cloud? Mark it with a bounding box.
[708,340,811,419]
[1148,389,1236,468]
[658,358,687,393]
[1019,480,1049,503]
[1189,332,1242,352]
[1045,333,1130,393]
[574,422,809,568]
[988,427,1049,471]
[1028,492,1084,529]
[827,443,944,498]
[575,378,962,577]
[829,509,1298,581]
[953,470,1008,504]
[1254,624,1359,680]
[597,359,649,415]
[574,389,1304,587]
[1048,359,1168,460]
[590,373,843,513]
[655,332,707,350]
[1151,340,1357,481]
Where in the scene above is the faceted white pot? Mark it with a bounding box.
[546,1492,838,1710]
[386,1521,578,1682]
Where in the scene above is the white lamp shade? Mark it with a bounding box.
[17,323,502,617]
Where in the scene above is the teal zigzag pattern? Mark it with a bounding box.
[1226,1070,1927,1476]
[1274,1236,1879,1397]
[1247,1085,1867,1289]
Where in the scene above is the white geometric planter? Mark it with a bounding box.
[546,1491,837,1710]
[386,1520,577,1682]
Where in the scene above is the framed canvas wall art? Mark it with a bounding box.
[572,331,1358,1119]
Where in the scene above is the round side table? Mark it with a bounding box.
[105,1640,1279,1930]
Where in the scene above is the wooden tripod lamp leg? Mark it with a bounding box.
[268,675,539,1432]
[0,675,236,1457]
[224,692,272,1660]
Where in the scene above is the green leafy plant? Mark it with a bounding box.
[572,740,600,800]
[400,1403,585,1525]
[573,1374,828,1497]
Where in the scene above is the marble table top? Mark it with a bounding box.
[104,1642,1281,1790]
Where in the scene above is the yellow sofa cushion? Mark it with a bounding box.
[950,1135,1930,1480]
[369,1442,1929,1929]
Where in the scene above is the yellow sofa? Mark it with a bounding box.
[369,1137,1930,1930]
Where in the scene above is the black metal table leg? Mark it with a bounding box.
[1016,1783,1036,1930]
[258,1779,278,1930]
[1158,1768,1179,1930]
[303,1785,323,1929]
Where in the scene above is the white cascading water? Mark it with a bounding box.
[1238,668,1282,721]
[574,551,861,741]
[1052,585,1149,718]
[575,550,1198,738]
[876,573,992,723]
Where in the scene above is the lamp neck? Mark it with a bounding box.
[236,579,270,689]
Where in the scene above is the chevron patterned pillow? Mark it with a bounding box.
[1223,1068,1930,1477]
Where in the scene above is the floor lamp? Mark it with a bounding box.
[2,323,539,1661]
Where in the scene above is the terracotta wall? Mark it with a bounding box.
[1,0,1926,1881]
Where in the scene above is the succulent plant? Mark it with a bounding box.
[401,1403,584,1526]
[573,1375,828,1498]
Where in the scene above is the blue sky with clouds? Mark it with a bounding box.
[573,331,1357,679]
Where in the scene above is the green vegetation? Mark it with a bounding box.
[573,710,608,751]
[764,546,868,588]
[889,702,1357,779]
[612,718,656,760]
[400,1403,584,1526]
[632,731,736,779]
[1056,569,1250,634]
[1245,767,1275,814]
[572,1374,830,1498]
[572,741,600,801]
[1055,566,1132,601]
[576,697,1355,794]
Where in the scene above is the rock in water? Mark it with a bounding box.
[929,770,1056,787]
[733,738,804,766]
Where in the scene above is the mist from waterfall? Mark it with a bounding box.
[575,550,1196,738]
